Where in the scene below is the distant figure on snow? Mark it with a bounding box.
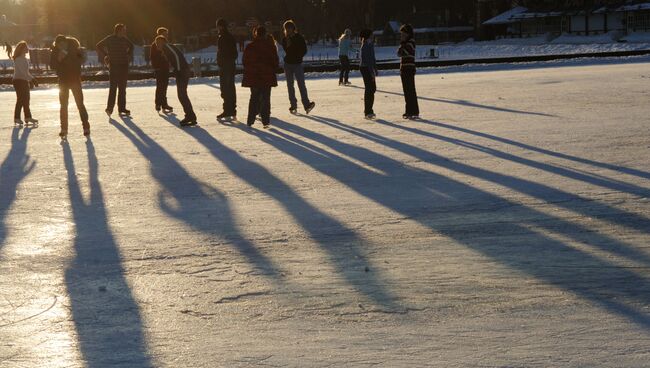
[242,26,279,129]
[281,20,315,115]
[359,29,377,120]
[155,35,197,126]
[398,24,419,120]
[150,27,174,113]
[216,18,238,121]
[5,42,12,59]
[97,23,134,116]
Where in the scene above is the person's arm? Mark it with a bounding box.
[299,34,307,58]
[126,38,135,63]
[228,34,238,61]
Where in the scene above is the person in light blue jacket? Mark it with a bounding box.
[338,28,354,86]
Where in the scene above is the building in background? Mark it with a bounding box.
[483,0,650,39]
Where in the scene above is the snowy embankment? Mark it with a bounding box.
[2,32,650,70]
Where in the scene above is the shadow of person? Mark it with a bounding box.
[372,118,650,198]
[418,119,650,181]
[346,85,556,117]
[249,116,650,330]
[62,139,153,367]
[0,127,35,253]
[109,116,282,279]
[157,116,401,310]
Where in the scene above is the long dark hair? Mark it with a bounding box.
[12,41,28,60]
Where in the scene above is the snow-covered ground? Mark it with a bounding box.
[1,60,649,367]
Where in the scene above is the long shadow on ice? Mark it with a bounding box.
[0,127,34,253]
[251,117,650,330]
[347,85,556,117]
[109,117,281,279]
[419,119,650,181]
[305,115,650,267]
[62,140,153,367]
[159,114,400,310]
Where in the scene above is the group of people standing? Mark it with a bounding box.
[10,19,420,137]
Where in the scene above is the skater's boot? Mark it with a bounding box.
[155,104,161,112]
[82,121,90,137]
[14,118,23,125]
[105,108,113,116]
[25,117,39,124]
[59,121,68,138]
[305,101,316,115]
[119,109,131,116]
[162,105,174,113]
[289,106,298,115]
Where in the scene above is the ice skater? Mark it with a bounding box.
[242,26,279,129]
[150,27,174,113]
[97,24,134,116]
[154,36,197,126]
[50,35,90,138]
[216,18,238,121]
[12,41,39,126]
[359,29,377,120]
[338,28,354,86]
[281,20,315,115]
[398,24,419,120]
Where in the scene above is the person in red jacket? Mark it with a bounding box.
[150,27,173,113]
[242,26,279,128]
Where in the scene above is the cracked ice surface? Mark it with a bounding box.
[1,60,650,367]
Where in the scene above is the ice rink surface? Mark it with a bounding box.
[1,59,649,367]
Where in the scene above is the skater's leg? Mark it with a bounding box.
[116,65,128,111]
[260,87,271,125]
[71,81,89,124]
[284,64,297,109]
[342,56,350,83]
[59,83,70,134]
[176,72,195,120]
[294,63,311,109]
[220,63,237,115]
[247,88,261,125]
[154,70,164,107]
[401,68,418,116]
[107,68,118,111]
[13,80,25,120]
[23,82,32,119]
[360,67,375,115]
[339,56,345,84]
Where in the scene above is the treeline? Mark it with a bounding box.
[2,0,379,45]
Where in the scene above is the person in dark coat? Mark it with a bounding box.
[150,27,173,113]
[281,20,315,115]
[398,24,419,119]
[359,29,377,120]
[242,26,279,128]
[50,35,90,138]
[96,23,134,116]
[216,18,238,120]
[155,35,197,126]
